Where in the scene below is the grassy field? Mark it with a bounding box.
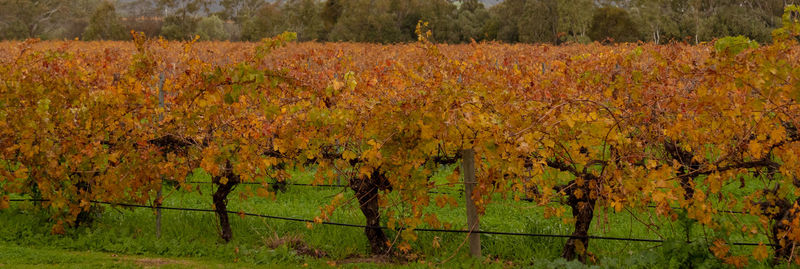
[0,169,780,268]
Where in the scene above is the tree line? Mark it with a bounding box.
[0,0,797,44]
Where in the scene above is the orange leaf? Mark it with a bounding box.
[0,196,9,209]
[752,243,769,261]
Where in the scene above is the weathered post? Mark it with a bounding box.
[155,73,165,239]
[460,149,480,257]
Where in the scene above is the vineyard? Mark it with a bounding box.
[2,8,800,267]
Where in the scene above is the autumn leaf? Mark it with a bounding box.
[0,196,9,210]
[331,79,344,91]
[753,243,769,261]
[710,239,730,258]
[342,150,357,161]
[51,221,65,235]
[13,167,28,179]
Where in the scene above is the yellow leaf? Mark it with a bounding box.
[342,150,357,161]
[435,196,448,207]
[543,139,555,148]
[51,221,65,235]
[256,187,270,198]
[424,214,440,228]
[748,141,763,158]
[646,160,658,169]
[753,243,769,261]
[565,116,575,128]
[219,177,229,185]
[108,152,120,163]
[418,120,433,139]
[710,239,730,258]
[432,236,441,249]
[13,167,28,179]
[367,139,380,149]
[359,166,373,178]
[332,79,344,91]
[612,201,623,212]
[398,242,411,253]
[574,189,584,199]
[0,196,9,209]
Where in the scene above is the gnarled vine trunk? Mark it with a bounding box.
[349,169,391,255]
[664,141,698,200]
[769,202,799,262]
[74,179,97,227]
[561,182,597,263]
[212,162,240,242]
[759,186,800,263]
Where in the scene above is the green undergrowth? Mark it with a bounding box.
[0,168,783,268]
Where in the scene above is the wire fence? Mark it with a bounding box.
[187,181,751,214]
[7,198,773,247]
[185,181,461,194]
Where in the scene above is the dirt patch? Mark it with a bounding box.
[335,253,415,266]
[265,234,327,258]
[336,256,394,264]
[115,256,192,268]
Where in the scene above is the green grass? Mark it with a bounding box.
[0,243,297,269]
[0,168,787,268]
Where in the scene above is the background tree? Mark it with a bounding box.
[588,6,640,42]
[321,0,343,39]
[704,4,771,43]
[118,0,163,37]
[283,0,325,41]
[685,0,722,44]
[454,0,490,42]
[158,0,211,40]
[57,0,102,39]
[557,0,594,43]
[0,0,69,39]
[83,1,127,40]
[630,0,680,44]
[485,0,524,42]
[1,0,798,43]
[195,15,229,40]
[239,2,283,41]
[417,0,460,43]
[386,0,423,42]
[328,0,401,43]
[218,0,267,40]
[518,0,560,43]
[218,0,265,20]
[384,0,460,43]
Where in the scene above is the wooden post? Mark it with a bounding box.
[460,149,480,257]
[155,73,165,239]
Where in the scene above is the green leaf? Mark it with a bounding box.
[224,93,235,104]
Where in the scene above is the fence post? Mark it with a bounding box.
[460,149,480,257]
[156,73,165,239]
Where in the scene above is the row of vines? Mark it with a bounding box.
[2,7,800,266]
